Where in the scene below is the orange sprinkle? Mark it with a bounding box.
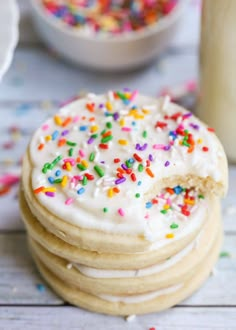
[113,187,120,193]
[146,167,155,178]
[102,130,112,138]
[76,157,81,163]
[166,233,174,239]
[58,139,66,147]
[33,186,45,194]
[89,117,95,122]
[86,103,95,112]
[188,145,195,153]
[166,188,174,195]
[0,185,11,196]
[117,168,125,174]
[62,117,72,127]
[38,143,44,151]
[184,199,195,205]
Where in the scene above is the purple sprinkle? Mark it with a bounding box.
[99,103,104,108]
[61,130,69,136]
[87,137,94,144]
[135,143,141,150]
[189,123,200,130]
[140,143,148,151]
[164,145,171,151]
[183,112,193,119]
[149,154,154,161]
[113,112,119,121]
[45,192,55,197]
[165,161,170,167]
[115,177,126,185]
[100,161,105,164]
[121,163,128,170]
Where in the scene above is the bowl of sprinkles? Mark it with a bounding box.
[29,0,186,71]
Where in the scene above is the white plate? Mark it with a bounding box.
[0,1,19,81]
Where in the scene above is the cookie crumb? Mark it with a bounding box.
[125,315,136,322]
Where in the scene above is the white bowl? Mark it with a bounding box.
[0,0,19,80]
[30,0,186,71]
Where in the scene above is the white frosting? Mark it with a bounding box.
[73,239,196,278]
[99,283,183,303]
[29,91,223,242]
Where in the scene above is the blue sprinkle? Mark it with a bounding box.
[51,130,59,140]
[55,170,61,177]
[137,181,142,186]
[36,283,46,292]
[129,158,134,164]
[174,186,183,195]
[146,202,152,209]
[77,187,85,195]
[48,177,54,184]
[132,121,136,126]
[79,126,88,131]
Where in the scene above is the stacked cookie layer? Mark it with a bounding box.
[20,91,227,315]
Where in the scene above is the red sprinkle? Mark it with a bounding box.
[114,158,120,163]
[131,173,136,182]
[99,143,109,149]
[207,127,215,132]
[155,121,167,129]
[202,146,209,152]
[84,173,94,180]
[133,153,143,162]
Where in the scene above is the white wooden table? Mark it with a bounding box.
[1,1,236,329]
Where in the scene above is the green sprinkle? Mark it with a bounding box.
[101,135,113,143]
[100,129,106,136]
[42,162,51,173]
[220,251,231,258]
[138,164,144,172]
[68,148,74,156]
[103,207,108,213]
[161,210,168,214]
[106,122,112,129]
[42,167,47,174]
[198,194,205,199]
[50,155,63,169]
[170,223,179,229]
[82,176,88,186]
[135,193,140,198]
[94,165,105,177]
[54,178,62,183]
[182,141,190,147]
[66,141,77,147]
[89,152,95,162]
[116,91,127,101]
[142,130,147,138]
[125,160,132,168]
[77,164,87,171]
[91,134,98,139]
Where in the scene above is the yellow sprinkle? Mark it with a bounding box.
[61,176,68,187]
[184,199,195,205]
[142,109,151,114]
[81,160,88,168]
[107,188,114,198]
[43,187,56,193]
[106,101,113,111]
[54,115,62,126]
[179,140,183,145]
[66,162,72,171]
[119,118,125,127]
[134,114,144,120]
[45,135,52,141]
[118,139,128,146]
[90,125,99,133]
[197,138,203,144]
[124,92,131,99]
[129,109,138,116]
[166,233,174,239]
[163,204,170,210]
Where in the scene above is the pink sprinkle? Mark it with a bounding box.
[144,213,149,219]
[185,80,197,92]
[153,144,165,150]
[118,208,125,217]
[63,158,75,165]
[122,127,132,132]
[79,149,86,157]
[65,198,74,205]
[167,198,171,205]
[42,124,49,131]
[73,116,80,123]
[0,174,19,185]
[130,90,138,102]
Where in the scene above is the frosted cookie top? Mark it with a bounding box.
[29,90,227,241]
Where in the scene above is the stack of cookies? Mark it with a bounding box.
[19,90,228,315]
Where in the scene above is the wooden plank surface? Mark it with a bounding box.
[1,307,236,330]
